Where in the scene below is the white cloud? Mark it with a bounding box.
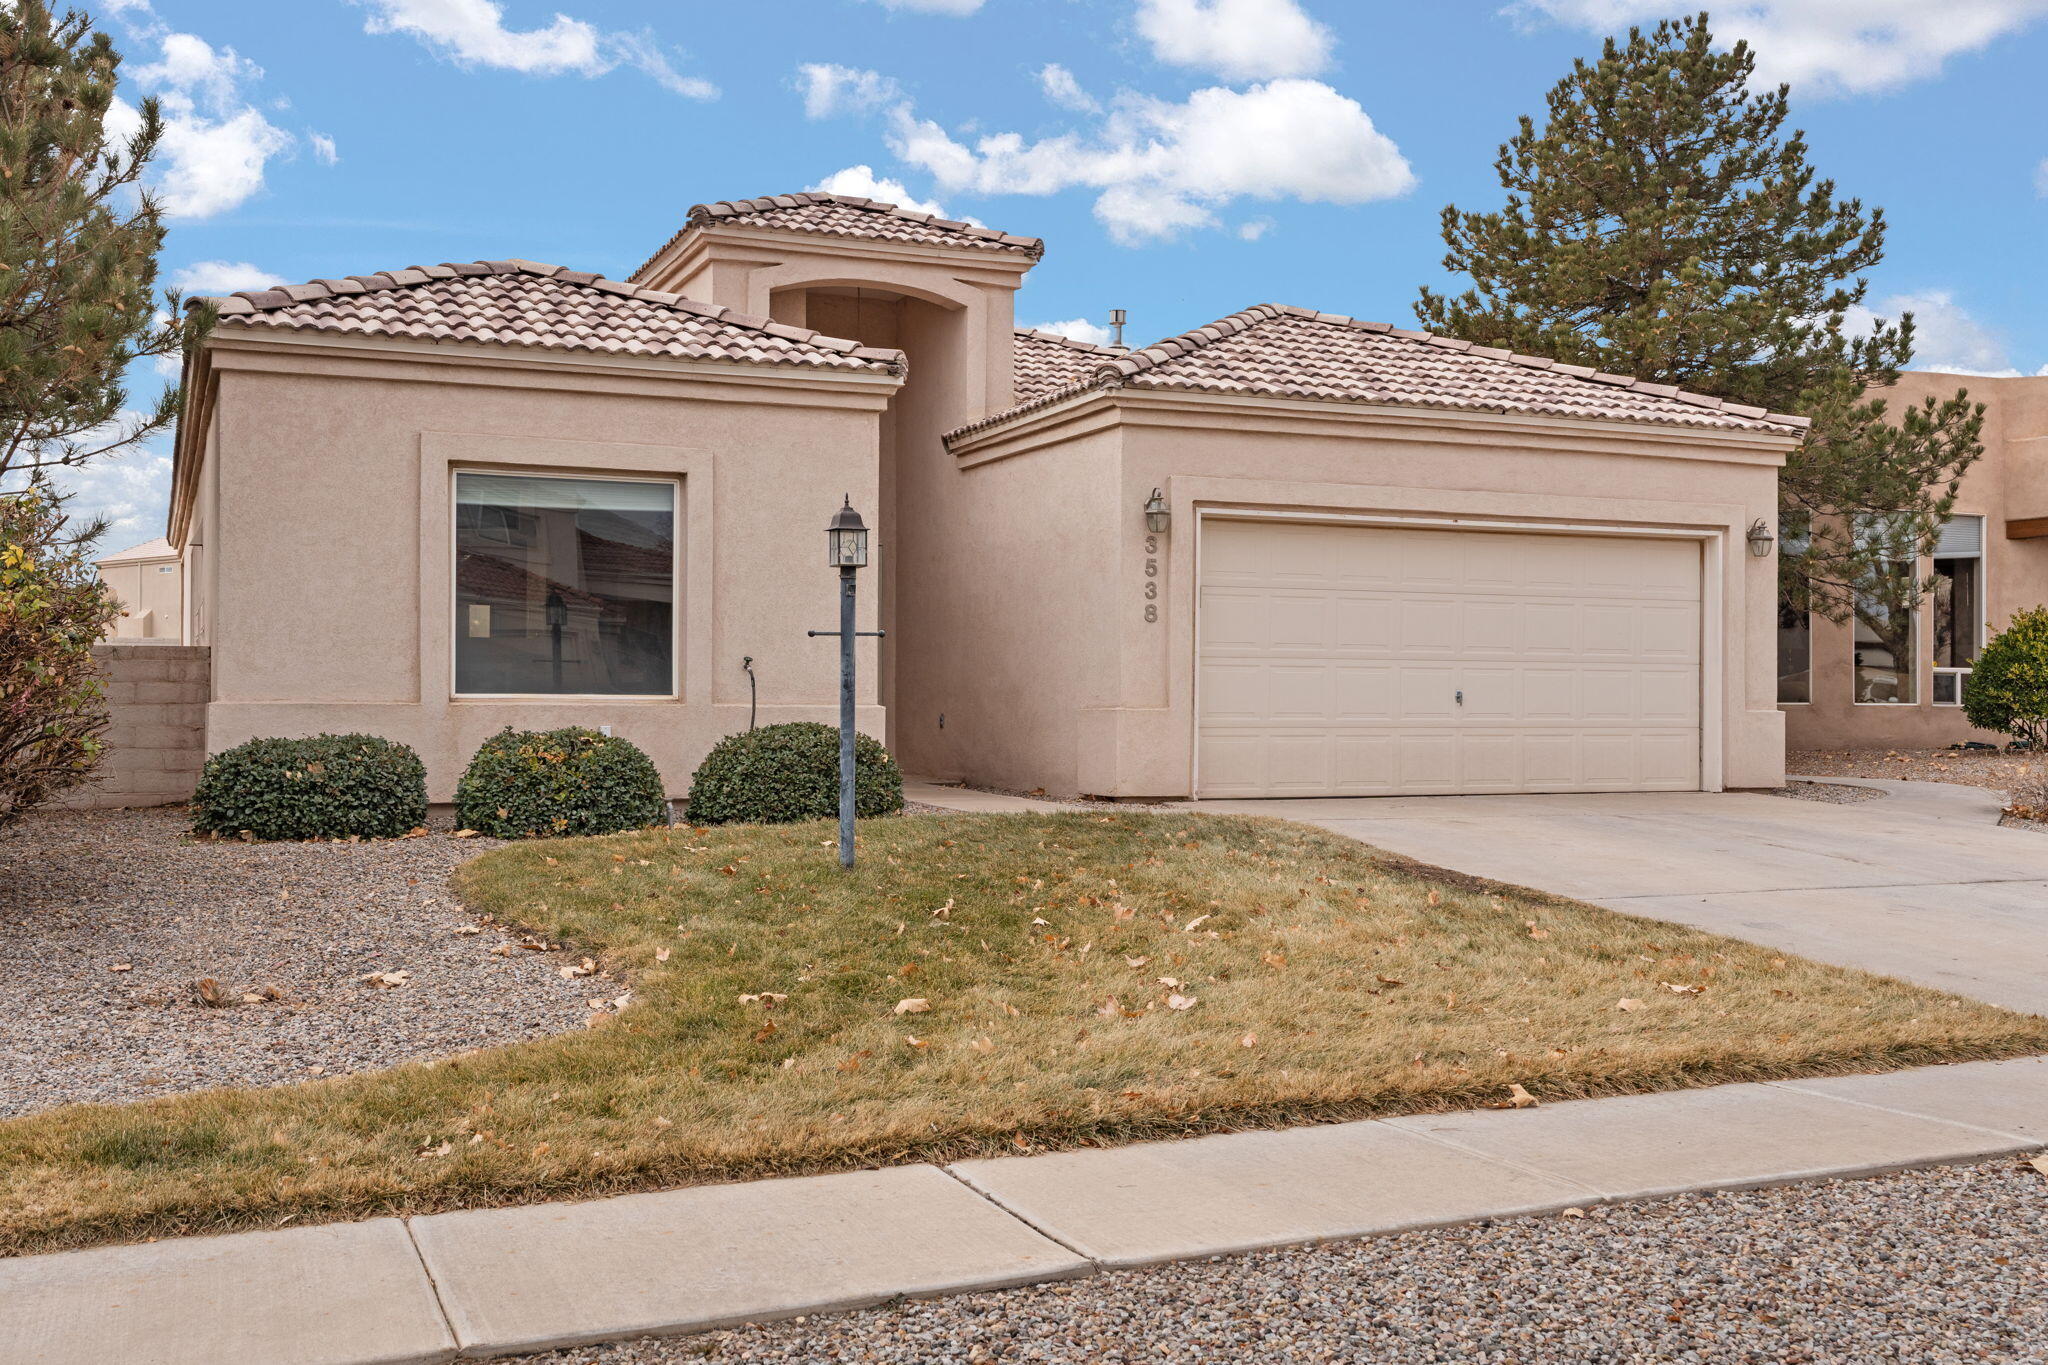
[810,165,951,217]
[1514,1,2048,96]
[1037,63,1100,113]
[2036,157,2048,196]
[118,32,296,219]
[358,0,604,73]
[608,30,720,100]
[861,0,986,12]
[1848,289,2035,376]
[310,132,340,164]
[888,79,1414,244]
[798,63,902,119]
[356,1,717,97]
[170,261,289,295]
[42,438,175,550]
[1134,0,1335,81]
[151,104,294,218]
[1237,217,1274,240]
[1024,317,1116,346]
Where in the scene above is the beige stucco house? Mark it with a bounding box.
[170,190,1805,802]
[1779,371,2048,751]
[96,536,184,642]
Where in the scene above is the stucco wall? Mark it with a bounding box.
[58,644,209,809]
[948,396,1790,797]
[99,557,184,641]
[189,341,892,800]
[1784,372,2048,751]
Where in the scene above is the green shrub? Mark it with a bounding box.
[0,486,120,828]
[1964,608,2048,750]
[685,722,903,825]
[192,734,426,840]
[456,726,666,838]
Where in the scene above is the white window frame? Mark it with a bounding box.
[450,468,682,701]
[1930,514,1987,708]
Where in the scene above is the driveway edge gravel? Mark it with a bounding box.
[3,1056,2043,1363]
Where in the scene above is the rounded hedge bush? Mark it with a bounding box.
[685,722,903,825]
[1964,607,2048,750]
[191,733,427,840]
[455,726,667,838]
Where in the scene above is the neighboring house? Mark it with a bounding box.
[169,190,1803,802]
[1780,371,2048,750]
[95,536,184,642]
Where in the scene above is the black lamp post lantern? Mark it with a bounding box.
[1144,488,1170,535]
[1746,519,1775,559]
[810,497,882,868]
[545,588,567,692]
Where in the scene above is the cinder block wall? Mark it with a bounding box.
[59,644,210,809]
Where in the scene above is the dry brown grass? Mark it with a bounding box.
[3,811,2042,1258]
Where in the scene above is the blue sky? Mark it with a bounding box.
[64,0,2048,548]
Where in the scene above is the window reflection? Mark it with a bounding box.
[455,473,675,696]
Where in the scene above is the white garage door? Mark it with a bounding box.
[1197,520,1702,798]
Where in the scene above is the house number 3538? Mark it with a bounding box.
[1142,535,1160,623]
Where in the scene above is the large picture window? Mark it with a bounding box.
[1777,594,1812,703]
[455,472,676,696]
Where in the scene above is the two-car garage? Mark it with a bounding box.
[1196,518,1705,798]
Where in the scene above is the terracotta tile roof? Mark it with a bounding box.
[631,192,1043,281]
[1013,327,1127,402]
[950,304,1809,443]
[194,260,906,377]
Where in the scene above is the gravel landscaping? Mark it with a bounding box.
[1789,747,2047,792]
[0,806,598,1119]
[514,1156,2048,1364]
[1766,780,1889,806]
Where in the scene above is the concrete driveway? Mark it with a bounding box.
[1194,780,2048,1015]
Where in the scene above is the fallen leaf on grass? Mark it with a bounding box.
[1239,1032,1257,1048]
[1183,914,1211,933]
[1660,981,1705,995]
[1616,998,1644,1012]
[1525,920,1550,940]
[1124,955,1149,968]
[1504,1083,1539,1109]
[557,959,597,980]
[1376,974,1405,987]
[1166,993,1198,1011]
[903,1035,930,1049]
[894,997,931,1015]
[1156,976,1184,989]
[1096,996,1122,1018]
[416,1140,453,1159]
[970,1036,996,1053]
[654,947,671,963]
[738,992,788,1006]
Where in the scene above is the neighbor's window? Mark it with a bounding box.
[1851,514,1917,705]
[1931,515,1983,705]
[455,472,675,696]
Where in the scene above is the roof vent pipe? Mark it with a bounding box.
[1109,309,1127,348]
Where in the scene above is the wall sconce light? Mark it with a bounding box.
[1746,519,1774,558]
[1144,488,1170,535]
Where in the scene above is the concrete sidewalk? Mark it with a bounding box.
[6,1056,2044,1364]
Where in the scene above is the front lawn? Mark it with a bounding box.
[4,811,2043,1257]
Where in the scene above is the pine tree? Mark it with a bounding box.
[0,1,204,534]
[1414,12,1983,628]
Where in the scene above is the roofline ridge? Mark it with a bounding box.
[653,190,1044,273]
[1013,326,1127,356]
[194,258,909,377]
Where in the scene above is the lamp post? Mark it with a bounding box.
[809,497,881,868]
[545,588,567,692]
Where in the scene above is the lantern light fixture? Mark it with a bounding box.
[827,496,869,568]
[1746,518,1774,559]
[1144,488,1170,535]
